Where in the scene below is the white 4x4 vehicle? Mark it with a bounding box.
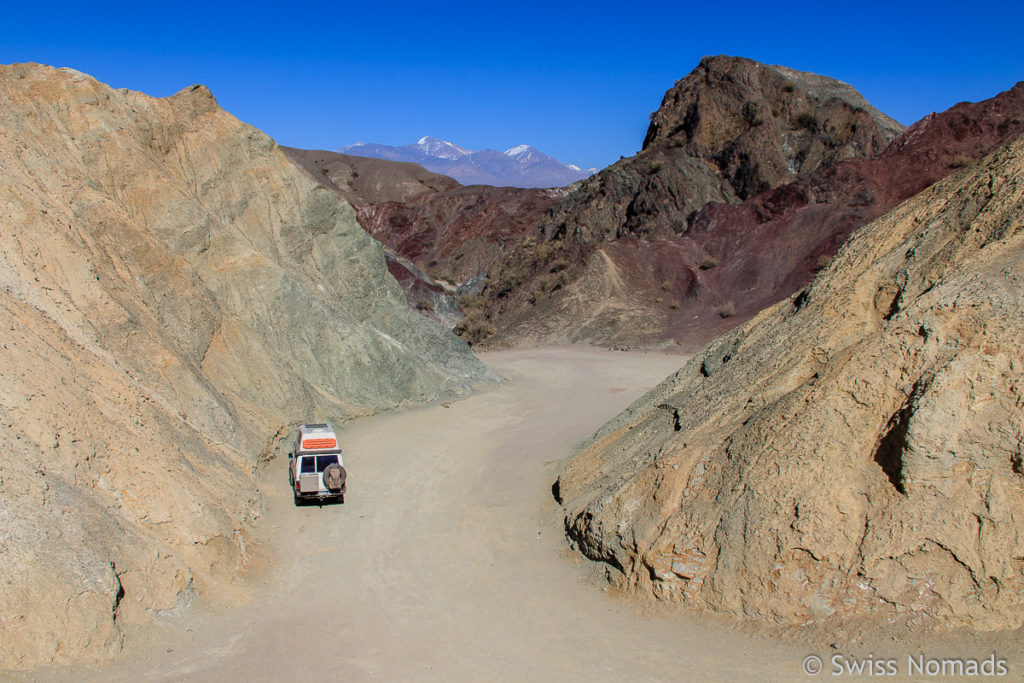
[288,423,347,505]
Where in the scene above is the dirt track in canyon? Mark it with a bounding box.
[26,348,1015,682]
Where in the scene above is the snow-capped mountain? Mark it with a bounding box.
[414,136,471,160]
[338,137,598,188]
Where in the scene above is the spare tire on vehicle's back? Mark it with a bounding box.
[323,463,346,491]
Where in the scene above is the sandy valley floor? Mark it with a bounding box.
[15,348,1021,682]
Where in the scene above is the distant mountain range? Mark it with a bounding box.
[338,136,598,188]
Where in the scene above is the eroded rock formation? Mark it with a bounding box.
[557,133,1024,630]
[287,58,915,348]
[482,73,1024,350]
[545,55,904,245]
[477,56,907,347]
[285,147,561,333]
[0,63,496,668]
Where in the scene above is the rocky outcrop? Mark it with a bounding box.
[355,184,563,285]
[644,59,902,197]
[286,147,560,332]
[286,147,561,283]
[542,55,904,245]
[474,57,906,347]
[481,77,1024,350]
[289,58,910,347]
[682,81,1024,331]
[556,133,1024,630]
[0,63,497,668]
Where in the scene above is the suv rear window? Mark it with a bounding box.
[299,457,316,474]
[316,454,339,472]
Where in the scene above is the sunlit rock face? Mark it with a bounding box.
[0,63,497,668]
[558,133,1024,631]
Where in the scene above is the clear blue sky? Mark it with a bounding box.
[4,1,1022,170]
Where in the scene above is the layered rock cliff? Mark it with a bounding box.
[285,147,561,332]
[544,55,904,245]
[482,73,1024,350]
[476,56,907,347]
[557,133,1024,630]
[288,57,906,347]
[0,63,496,668]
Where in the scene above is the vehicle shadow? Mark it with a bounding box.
[293,494,345,508]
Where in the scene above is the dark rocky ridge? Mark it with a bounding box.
[478,74,1024,349]
[290,57,907,347]
[475,56,906,346]
[542,55,904,245]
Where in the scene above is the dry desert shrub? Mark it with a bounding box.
[549,258,569,273]
[950,153,973,168]
[794,110,817,130]
[458,293,486,311]
[455,309,495,344]
[488,237,562,297]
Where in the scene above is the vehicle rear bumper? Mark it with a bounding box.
[295,488,345,500]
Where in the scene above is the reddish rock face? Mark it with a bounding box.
[286,63,1024,352]
[283,147,560,282]
[284,147,560,331]
[481,80,1024,349]
[355,184,561,285]
[677,81,1024,336]
[476,57,908,346]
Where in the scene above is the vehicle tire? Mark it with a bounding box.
[323,464,346,492]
